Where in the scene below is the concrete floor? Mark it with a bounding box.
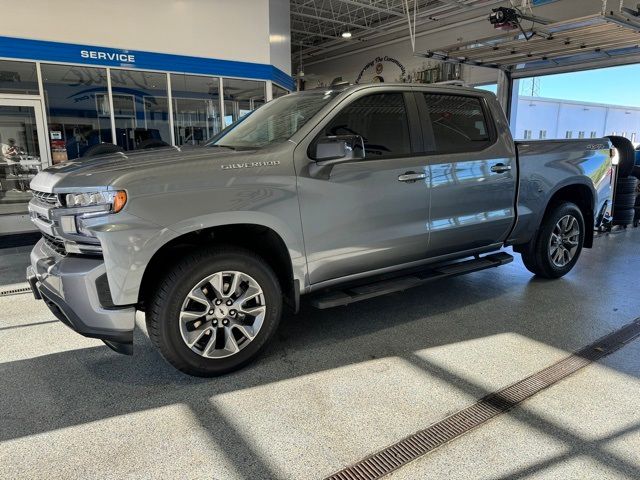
[0,229,638,479]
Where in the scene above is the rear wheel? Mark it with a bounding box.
[521,202,585,279]
[147,247,282,376]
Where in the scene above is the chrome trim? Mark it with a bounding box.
[28,200,52,219]
[64,242,103,255]
[31,216,54,236]
[398,172,427,182]
[490,164,512,173]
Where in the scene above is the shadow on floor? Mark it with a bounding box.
[1,229,638,478]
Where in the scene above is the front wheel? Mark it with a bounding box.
[146,247,282,376]
[521,202,585,279]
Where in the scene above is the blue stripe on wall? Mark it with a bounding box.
[0,35,295,91]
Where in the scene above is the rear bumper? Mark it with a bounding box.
[27,239,134,352]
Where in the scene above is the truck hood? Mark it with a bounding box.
[30,146,254,192]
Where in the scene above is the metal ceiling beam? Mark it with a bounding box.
[333,0,406,18]
[295,0,504,61]
[416,13,640,71]
[293,1,462,56]
[291,28,347,40]
[291,11,380,31]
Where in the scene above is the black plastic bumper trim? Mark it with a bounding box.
[36,282,133,345]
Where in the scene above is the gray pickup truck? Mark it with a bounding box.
[26,84,613,376]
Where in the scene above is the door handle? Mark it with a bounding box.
[398,171,427,183]
[490,163,512,173]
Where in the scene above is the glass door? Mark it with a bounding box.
[0,98,49,232]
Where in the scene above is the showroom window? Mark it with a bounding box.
[41,64,112,160]
[539,130,547,139]
[423,93,490,153]
[523,130,532,139]
[0,105,45,215]
[0,60,39,95]
[323,93,411,159]
[590,131,598,138]
[223,78,265,125]
[110,69,171,151]
[171,74,222,146]
[566,131,573,139]
[578,131,585,139]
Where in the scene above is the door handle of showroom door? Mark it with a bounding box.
[490,163,512,173]
[398,171,427,183]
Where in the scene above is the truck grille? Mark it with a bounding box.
[31,190,59,206]
[42,232,66,256]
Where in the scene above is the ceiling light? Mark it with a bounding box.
[341,31,352,39]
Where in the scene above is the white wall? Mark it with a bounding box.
[514,97,640,143]
[2,0,291,73]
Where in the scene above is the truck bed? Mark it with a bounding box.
[508,139,613,245]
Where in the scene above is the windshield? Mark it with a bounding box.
[208,90,340,149]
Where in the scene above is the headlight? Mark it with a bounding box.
[59,190,127,238]
[65,190,127,213]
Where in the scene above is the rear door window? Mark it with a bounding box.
[422,93,491,153]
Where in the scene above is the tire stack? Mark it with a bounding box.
[634,152,640,227]
[607,136,638,227]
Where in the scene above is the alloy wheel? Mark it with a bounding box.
[179,271,266,359]
[548,214,580,268]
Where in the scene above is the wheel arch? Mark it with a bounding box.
[542,182,596,248]
[138,223,300,313]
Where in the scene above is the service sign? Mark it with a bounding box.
[80,50,135,64]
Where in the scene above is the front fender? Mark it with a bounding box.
[94,210,305,306]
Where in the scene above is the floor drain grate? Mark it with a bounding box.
[325,318,640,480]
[0,284,32,297]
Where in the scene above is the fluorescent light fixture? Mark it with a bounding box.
[341,31,352,38]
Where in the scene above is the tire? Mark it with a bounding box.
[614,192,637,209]
[616,176,639,195]
[612,208,635,226]
[521,202,585,279]
[82,143,124,157]
[635,195,640,207]
[607,136,635,177]
[146,246,282,377]
[632,166,640,180]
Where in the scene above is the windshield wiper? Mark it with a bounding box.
[209,144,237,150]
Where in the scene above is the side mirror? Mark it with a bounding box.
[312,135,365,166]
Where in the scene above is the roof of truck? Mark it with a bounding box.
[303,82,489,96]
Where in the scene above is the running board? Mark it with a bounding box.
[310,252,513,309]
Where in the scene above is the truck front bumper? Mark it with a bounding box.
[27,239,135,354]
